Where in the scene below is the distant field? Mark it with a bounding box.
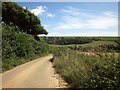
[44,36,119,45]
[77,41,117,47]
[93,37,119,41]
[47,36,119,40]
[50,41,117,48]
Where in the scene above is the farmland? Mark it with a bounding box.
[46,37,119,53]
[46,36,120,89]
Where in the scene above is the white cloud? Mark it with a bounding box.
[54,19,83,30]
[62,6,91,17]
[86,16,117,29]
[47,13,56,17]
[30,6,46,16]
[53,7,117,31]
[48,32,61,36]
[23,6,27,9]
[102,11,117,17]
[86,31,118,36]
[45,31,118,36]
[30,6,56,18]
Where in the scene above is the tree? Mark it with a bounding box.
[2,2,48,35]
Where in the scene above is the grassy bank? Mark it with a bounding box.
[52,48,120,89]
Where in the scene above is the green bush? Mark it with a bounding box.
[2,24,35,59]
[2,24,49,72]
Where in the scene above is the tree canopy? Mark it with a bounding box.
[2,2,48,35]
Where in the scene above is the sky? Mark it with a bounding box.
[13,0,120,2]
[17,2,118,36]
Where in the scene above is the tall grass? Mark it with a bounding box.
[53,48,120,89]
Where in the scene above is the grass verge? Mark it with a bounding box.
[53,48,120,89]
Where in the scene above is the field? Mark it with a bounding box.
[48,37,120,89]
[48,37,119,53]
[50,41,117,47]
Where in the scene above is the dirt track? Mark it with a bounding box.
[0,54,60,88]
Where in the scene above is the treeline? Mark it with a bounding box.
[43,37,119,45]
[2,2,49,72]
[44,37,93,45]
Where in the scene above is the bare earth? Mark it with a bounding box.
[0,54,61,88]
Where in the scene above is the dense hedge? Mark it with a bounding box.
[2,24,49,71]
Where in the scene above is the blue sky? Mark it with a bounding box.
[13,0,120,2]
[17,2,118,36]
